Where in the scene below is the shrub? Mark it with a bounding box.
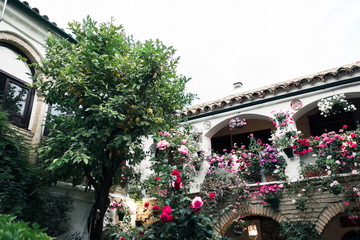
[0,214,52,240]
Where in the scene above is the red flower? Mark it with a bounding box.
[154,177,161,181]
[209,192,216,201]
[139,231,144,236]
[160,212,169,222]
[152,205,160,214]
[119,238,124,240]
[160,206,174,223]
[171,169,180,176]
[171,170,182,189]
[162,206,172,214]
[144,202,149,208]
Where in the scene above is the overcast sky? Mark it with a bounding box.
[28,0,360,105]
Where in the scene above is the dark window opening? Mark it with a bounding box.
[308,112,356,137]
[211,128,271,154]
[0,43,35,128]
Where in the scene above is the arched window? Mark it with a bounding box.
[0,42,35,128]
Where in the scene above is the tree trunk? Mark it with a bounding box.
[89,183,111,240]
[88,149,120,240]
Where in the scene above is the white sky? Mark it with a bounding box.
[28,0,360,105]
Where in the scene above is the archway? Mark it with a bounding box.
[293,94,360,138]
[223,216,284,240]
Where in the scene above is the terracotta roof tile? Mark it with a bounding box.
[182,62,360,117]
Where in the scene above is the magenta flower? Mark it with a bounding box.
[192,196,203,210]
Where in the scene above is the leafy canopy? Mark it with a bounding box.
[34,16,194,189]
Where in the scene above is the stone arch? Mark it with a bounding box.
[0,31,46,148]
[214,204,287,234]
[0,31,42,64]
[316,198,360,233]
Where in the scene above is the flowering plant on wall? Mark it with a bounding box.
[317,93,356,117]
[269,111,301,151]
[253,183,283,210]
[235,136,263,182]
[260,144,287,180]
[229,118,247,130]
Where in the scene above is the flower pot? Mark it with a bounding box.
[268,198,280,210]
[304,170,327,178]
[283,147,294,158]
[117,212,124,221]
[136,220,142,227]
[265,174,278,182]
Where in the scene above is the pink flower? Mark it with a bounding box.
[178,145,188,155]
[157,140,169,150]
[350,133,356,138]
[343,125,348,129]
[182,139,187,144]
[164,131,169,136]
[345,202,349,206]
[120,237,124,240]
[154,177,161,181]
[192,196,203,210]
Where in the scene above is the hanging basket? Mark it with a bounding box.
[283,147,294,158]
[268,198,280,210]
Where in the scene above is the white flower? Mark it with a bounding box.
[352,170,358,175]
[292,199,296,204]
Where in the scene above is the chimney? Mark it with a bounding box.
[233,82,243,90]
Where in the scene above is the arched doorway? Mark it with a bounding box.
[223,216,284,240]
[342,231,360,240]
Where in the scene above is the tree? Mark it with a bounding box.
[34,17,194,239]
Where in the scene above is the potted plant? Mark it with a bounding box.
[260,144,287,181]
[269,111,301,158]
[229,217,249,236]
[254,184,283,210]
[110,199,129,221]
[235,136,262,183]
[317,93,356,117]
[229,118,247,131]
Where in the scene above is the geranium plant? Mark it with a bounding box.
[317,93,356,117]
[229,118,247,131]
[269,111,301,151]
[253,183,283,210]
[235,136,262,182]
[260,144,287,180]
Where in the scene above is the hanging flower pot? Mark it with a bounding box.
[136,220,142,227]
[117,212,124,221]
[283,147,294,158]
[268,197,280,210]
[229,118,247,131]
